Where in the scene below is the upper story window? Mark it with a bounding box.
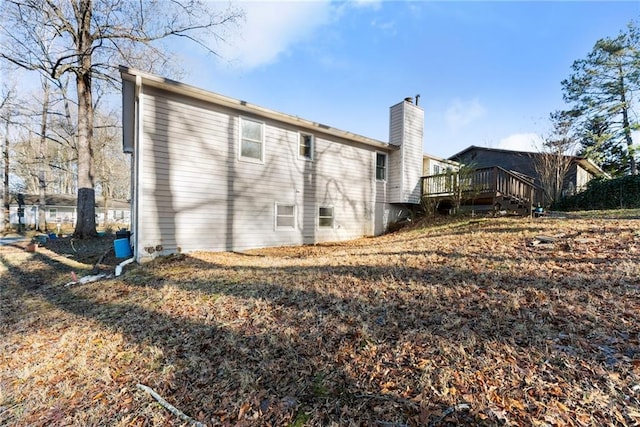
[299,133,314,160]
[239,117,264,162]
[376,153,387,181]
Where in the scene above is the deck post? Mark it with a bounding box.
[529,185,534,218]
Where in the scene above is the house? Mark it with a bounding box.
[120,67,424,261]
[423,153,459,176]
[421,154,460,197]
[8,194,130,228]
[419,145,608,214]
[448,146,608,198]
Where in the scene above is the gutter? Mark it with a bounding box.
[119,66,394,151]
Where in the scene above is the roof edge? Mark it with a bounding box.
[119,66,392,150]
[447,145,608,178]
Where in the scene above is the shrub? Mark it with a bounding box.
[553,175,640,210]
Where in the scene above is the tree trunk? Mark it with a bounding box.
[73,0,97,238]
[2,119,8,231]
[38,78,50,232]
[618,64,637,175]
[74,68,97,238]
[621,102,637,176]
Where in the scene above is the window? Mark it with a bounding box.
[299,133,314,160]
[239,117,264,161]
[433,164,441,175]
[318,206,334,228]
[48,208,57,219]
[276,204,295,229]
[376,153,387,181]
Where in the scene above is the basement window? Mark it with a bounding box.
[318,206,334,228]
[275,203,295,229]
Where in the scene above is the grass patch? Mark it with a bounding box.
[561,207,640,219]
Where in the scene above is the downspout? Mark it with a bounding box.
[133,74,142,262]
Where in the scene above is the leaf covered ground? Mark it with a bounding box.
[1,216,639,426]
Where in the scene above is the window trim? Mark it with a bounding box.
[376,152,387,181]
[298,132,314,161]
[238,116,265,163]
[275,203,296,230]
[318,205,334,229]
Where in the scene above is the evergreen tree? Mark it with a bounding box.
[562,21,640,176]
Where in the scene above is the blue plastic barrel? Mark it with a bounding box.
[114,238,132,258]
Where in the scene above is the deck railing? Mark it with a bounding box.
[422,166,542,205]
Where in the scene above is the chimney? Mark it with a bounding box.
[387,97,424,204]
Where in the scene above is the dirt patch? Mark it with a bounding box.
[22,234,124,272]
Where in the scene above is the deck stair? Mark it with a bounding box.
[421,166,543,216]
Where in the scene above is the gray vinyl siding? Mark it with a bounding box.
[388,101,423,204]
[138,86,382,257]
[374,180,389,235]
[122,79,136,153]
[389,102,404,147]
[401,104,424,204]
[455,149,537,178]
[388,103,404,202]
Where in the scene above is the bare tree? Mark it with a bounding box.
[93,107,130,225]
[0,0,243,237]
[36,76,52,231]
[452,162,479,214]
[0,79,18,230]
[533,111,578,207]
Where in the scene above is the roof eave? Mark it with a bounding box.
[120,66,393,151]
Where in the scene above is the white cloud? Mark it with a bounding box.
[444,98,486,130]
[496,133,543,152]
[217,1,334,69]
[371,18,395,33]
[351,0,383,10]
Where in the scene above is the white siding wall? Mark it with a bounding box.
[388,100,424,204]
[402,104,424,203]
[388,103,404,202]
[137,87,383,257]
[575,166,592,193]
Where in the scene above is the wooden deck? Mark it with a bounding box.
[421,166,544,215]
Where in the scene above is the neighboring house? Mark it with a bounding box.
[120,67,424,261]
[421,154,460,198]
[448,146,608,198]
[423,153,459,176]
[9,194,130,228]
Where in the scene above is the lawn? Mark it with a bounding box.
[1,215,639,426]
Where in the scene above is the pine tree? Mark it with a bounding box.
[562,21,640,176]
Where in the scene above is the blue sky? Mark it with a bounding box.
[177,1,639,159]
